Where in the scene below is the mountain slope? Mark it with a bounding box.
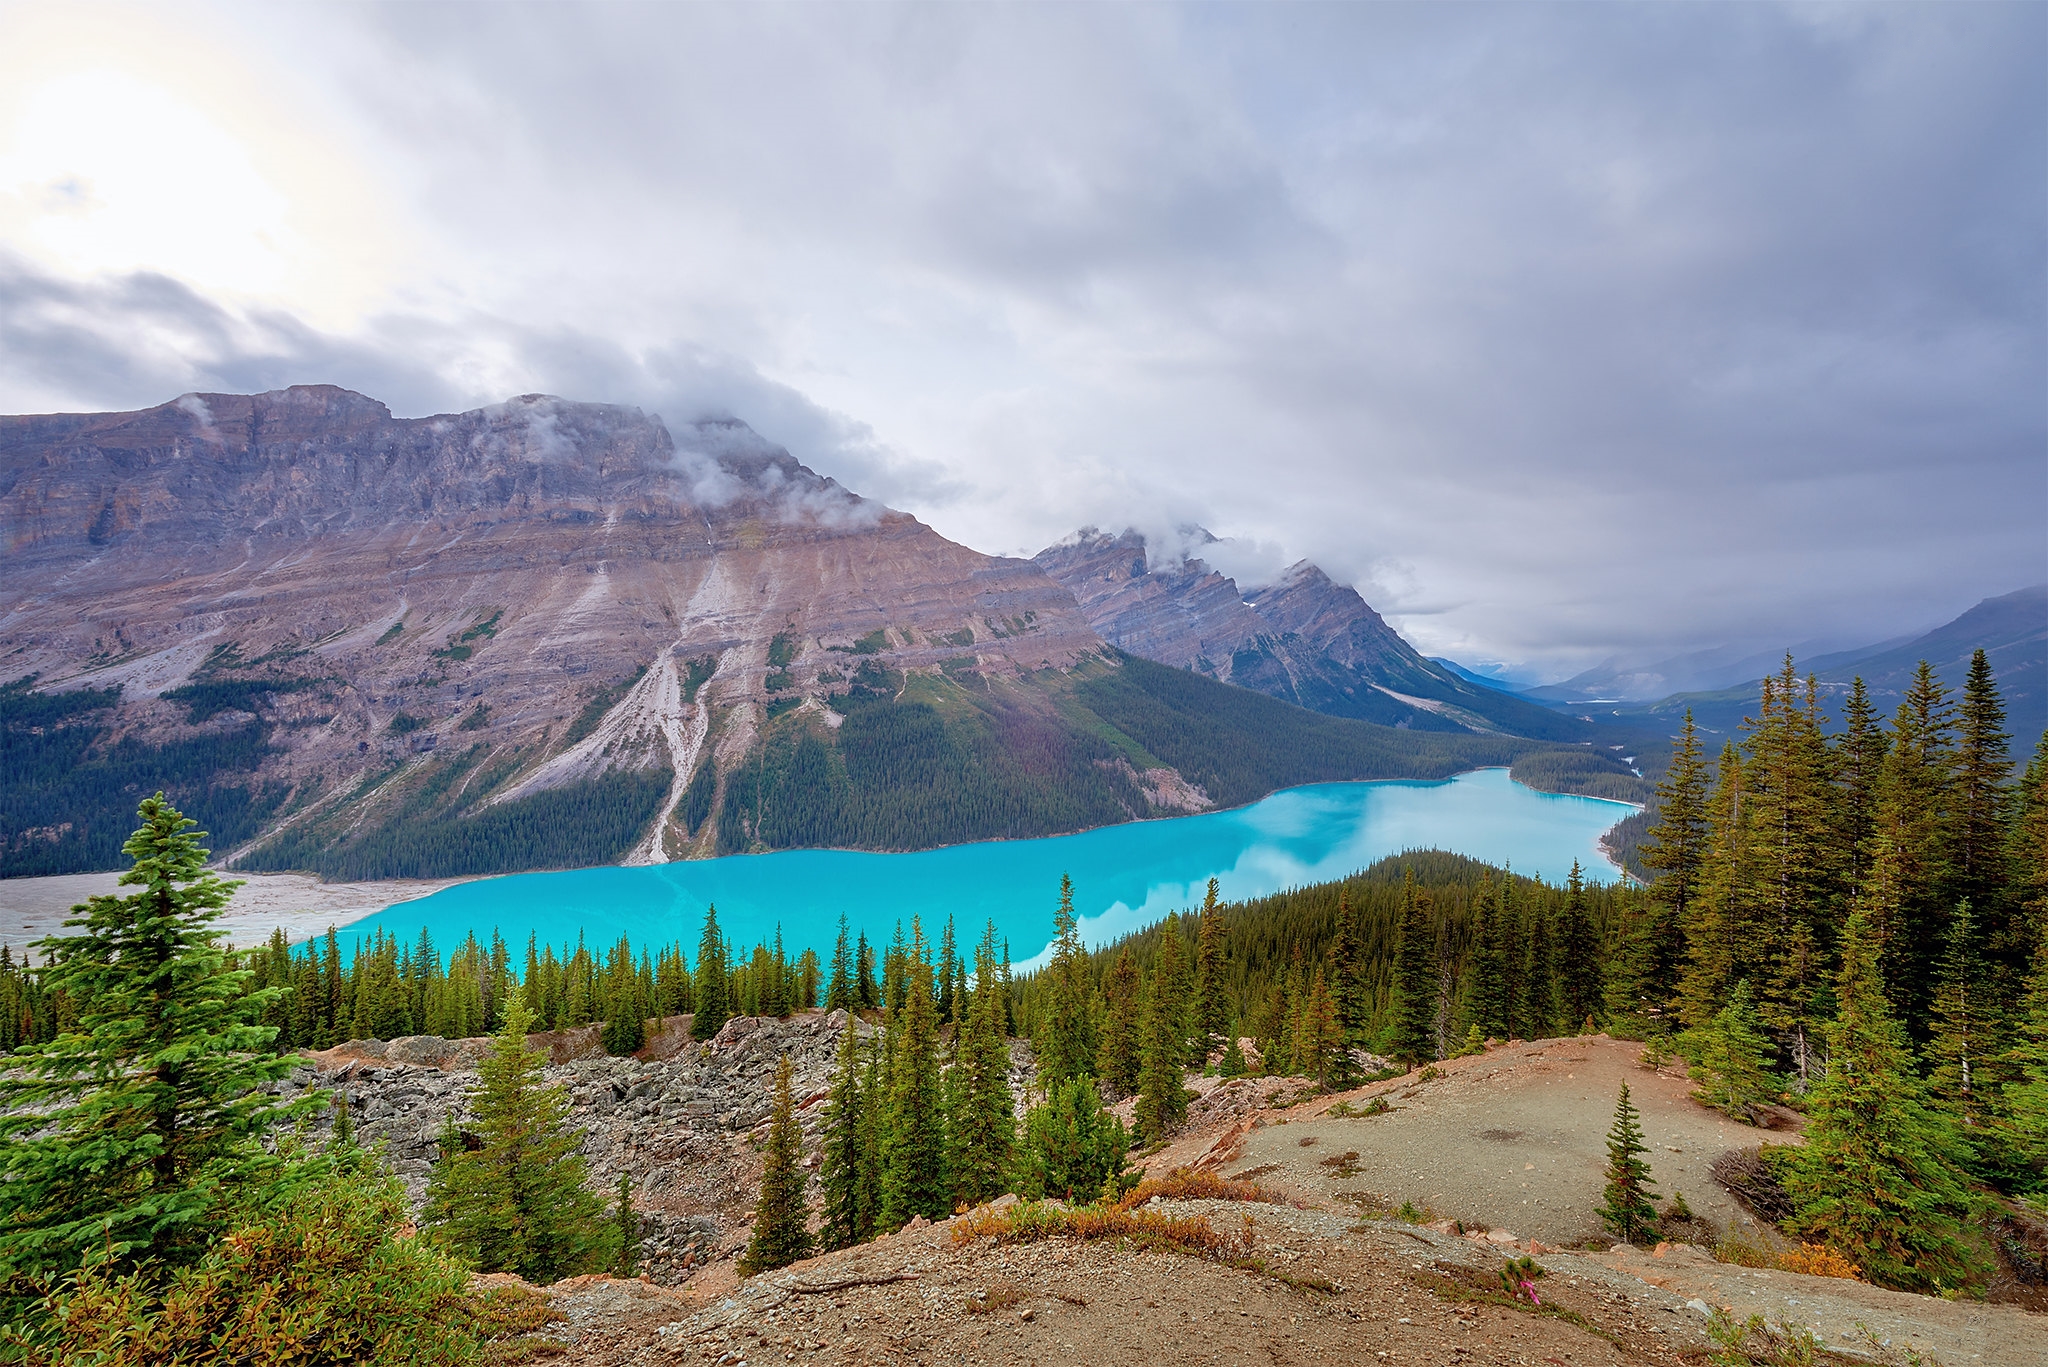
[1032,527,1588,741]
[0,387,1589,879]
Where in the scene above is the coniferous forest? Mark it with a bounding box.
[2,647,2045,1355]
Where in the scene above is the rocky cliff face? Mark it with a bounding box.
[1033,528,1585,740]
[0,388,1148,874]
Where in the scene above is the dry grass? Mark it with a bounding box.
[951,1199,1258,1264]
[1776,1243,1862,1281]
[1125,1167,1290,1206]
[964,1280,1028,1316]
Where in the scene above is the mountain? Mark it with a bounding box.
[1032,527,1588,742]
[1599,585,2047,747]
[0,387,1579,880]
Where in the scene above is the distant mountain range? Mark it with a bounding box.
[0,386,1601,881]
[1032,528,1586,742]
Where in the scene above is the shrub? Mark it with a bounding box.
[951,1199,1255,1264]
[0,1166,550,1365]
[1123,1167,1287,1206]
[1775,1243,1861,1281]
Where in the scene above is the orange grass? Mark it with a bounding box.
[1774,1243,1862,1281]
[952,1200,1256,1263]
[1122,1167,1290,1207]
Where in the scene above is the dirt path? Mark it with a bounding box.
[0,869,465,952]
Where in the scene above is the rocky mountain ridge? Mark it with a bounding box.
[1033,527,1586,741]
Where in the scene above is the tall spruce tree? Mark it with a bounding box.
[948,932,1016,1206]
[818,1017,867,1251]
[1678,743,1746,1028]
[1465,874,1511,1039]
[1996,918,2048,1182]
[1927,900,1992,1137]
[739,1056,813,1275]
[1521,890,1558,1042]
[1304,966,1351,1091]
[1136,928,1192,1142]
[424,993,605,1283]
[1638,711,1711,1013]
[1596,1083,1659,1245]
[1835,677,1889,893]
[1330,889,1372,1045]
[855,932,879,1009]
[1784,906,1975,1293]
[1871,661,1958,1033]
[692,904,732,1040]
[1555,861,1603,1032]
[1036,875,1099,1087]
[1096,946,1143,1098]
[1389,872,1440,1064]
[937,916,959,1025]
[0,796,318,1282]
[1191,879,1231,1064]
[881,920,948,1227]
[1688,979,1777,1123]
[1953,650,2016,969]
[825,915,856,1013]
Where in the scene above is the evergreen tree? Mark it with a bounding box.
[1013,1077,1131,1203]
[1521,890,1558,1042]
[1096,946,1143,1097]
[1678,743,1746,1028]
[936,916,959,1025]
[1870,661,1957,1033]
[1745,664,1839,968]
[1834,677,1889,893]
[1761,920,1828,1094]
[853,1034,887,1240]
[1637,711,1710,1013]
[1036,875,1099,1087]
[1555,861,1603,1032]
[1687,979,1777,1123]
[1784,907,1976,1293]
[1329,889,1372,1045]
[1304,966,1351,1091]
[1595,1083,1659,1245]
[818,1015,867,1251]
[948,933,1016,1206]
[0,796,319,1282]
[424,994,605,1283]
[1465,874,1511,1040]
[1388,871,1439,1065]
[855,931,879,1010]
[1136,928,1192,1142]
[1219,1027,1248,1078]
[1927,900,1992,1136]
[1995,919,2048,1183]
[692,905,732,1040]
[1953,651,2016,968]
[881,920,948,1227]
[613,1171,639,1278]
[739,1056,813,1275]
[1191,879,1232,1063]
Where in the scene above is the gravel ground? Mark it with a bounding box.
[0,868,460,952]
[1220,1035,1791,1247]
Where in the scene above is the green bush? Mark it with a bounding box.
[0,1166,549,1365]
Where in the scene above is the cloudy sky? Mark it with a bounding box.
[1,2,2040,680]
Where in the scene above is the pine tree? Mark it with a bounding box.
[1304,966,1351,1091]
[1466,875,1510,1040]
[881,920,948,1227]
[1014,1077,1131,1203]
[1329,889,1372,1045]
[853,1034,887,1240]
[1761,919,1827,1094]
[425,993,605,1283]
[855,931,879,1010]
[1388,872,1439,1065]
[1637,711,1710,1014]
[1036,875,1099,1087]
[1784,906,1975,1293]
[1688,979,1777,1123]
[1191,879,1231,1063]
[1995,918,2048,1181]
[1136,928,1192,1142]
[0,796,319,1281]
[1870,661,1957,1033]
[1219,1028,1248,1078]
[1952,651,2016,969]
[1927,900,1992,1136]
[1745,663,1839,969]
[739,1056,814,1275]
[692,905,732,1040]
[1556,861,1603,1032]
[818,1015,867,1250]
[937,916,959,1025]
[1595,1083,1659,1245]
[1096,946,1143,1098]
[1835,677,1889,893]
[1678,743,1746,1028]
[613,1171,639,1278]
[948,932,1016,1206]
[1521,891,1558,1042]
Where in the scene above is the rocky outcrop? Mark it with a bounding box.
[286,1009,1039,1284]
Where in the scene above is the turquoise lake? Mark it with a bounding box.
[332,768,1634,969]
